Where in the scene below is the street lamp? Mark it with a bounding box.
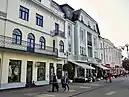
[125,43,129,59]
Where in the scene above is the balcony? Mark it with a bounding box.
[0,35,58,57]
[68,55,88,62]
[50,30,65,38]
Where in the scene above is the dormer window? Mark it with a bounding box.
[93,25,96,31]
[88,20,90,27]
[81,16,84,23]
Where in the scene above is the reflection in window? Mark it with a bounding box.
[37,62,46,81]
[56,64,62,79]
[8,60,21,83]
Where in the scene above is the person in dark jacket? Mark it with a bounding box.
[52,73,59,92]
[64,73,69,91]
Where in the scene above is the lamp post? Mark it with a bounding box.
[125,43,129,59]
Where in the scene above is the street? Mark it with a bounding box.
[0,77,128,97]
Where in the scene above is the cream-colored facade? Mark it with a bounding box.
[0,0,66,89]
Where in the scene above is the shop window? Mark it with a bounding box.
[56,64,62,79]
[8,60,21,83]
[77,67,84,77]
[37,62,46,81]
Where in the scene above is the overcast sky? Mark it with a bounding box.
[55,0,129,48]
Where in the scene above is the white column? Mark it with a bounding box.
[46,62,49,82]
[75,66,77,77]
[85,69,87,77]
[32,61,37,82]
[21,60,27,83]
[1,54,9,84]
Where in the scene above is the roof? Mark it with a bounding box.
[51,0,63,12]
[60,4,74,10]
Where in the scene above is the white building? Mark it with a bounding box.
[0,0,67,89]
[99,37,122,73]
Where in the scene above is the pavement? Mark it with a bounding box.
[0,77,126,97]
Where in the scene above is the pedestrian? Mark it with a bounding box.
[64,73,69,91]
[108,72,112,83]
[104,73,108,83]
[52,73,59,92]
[61,76,65,90]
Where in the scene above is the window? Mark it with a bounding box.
[93,25,96,31]
[55,23,59,32]
[19,6,29,21]
[27,33,35,52]
[37,62,46,81]
[88,47,92,57]
[80,29,84,41]
[88,20,90,27]
[8,60,21,83]
[81,16,84,22]
[94,51,97,58]
[56,64,62,79]
[77,67,84,77]
[68,44,71,52]
[39,36,45,49]
[68,25,71,36]
[53,40,55,52]
[101,54,103,60]
[59,40,64,52]
[36,13,43,27]
[100,43,103,49]
[12,29,22,44]
[94,36,97,47]
[87,32,92,46]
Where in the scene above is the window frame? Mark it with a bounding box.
[19,5,29,21]
[36,13,43,27]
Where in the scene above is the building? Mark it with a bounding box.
[0,0,67,89]
[99,37,122,74]
[0,0,122,90]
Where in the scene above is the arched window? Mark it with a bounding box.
[59,40,64,52]
[27,33,35,52]
[12,29,22,44]
[39,36,45,49]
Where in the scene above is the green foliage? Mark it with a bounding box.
[122,58,129,70]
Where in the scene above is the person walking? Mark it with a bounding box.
[108,72,112,83]
[64,73,69,91]
[52,73,59,92]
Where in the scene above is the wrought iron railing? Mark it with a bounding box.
[0,35,58,56]
[50,30,65,37]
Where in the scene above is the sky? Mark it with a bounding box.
[55,0,129,47]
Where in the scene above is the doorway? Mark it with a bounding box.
[26,61,33,86]
[49,63,54,84]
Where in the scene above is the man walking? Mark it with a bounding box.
[52,73,59,92]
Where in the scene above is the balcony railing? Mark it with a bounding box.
[50,30,65,38]
[0,35,58,56]
[68,55,88,61]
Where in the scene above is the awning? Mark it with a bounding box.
[97,64,109,70]
[68,60,95,70]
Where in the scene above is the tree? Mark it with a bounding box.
[122,58,129,70]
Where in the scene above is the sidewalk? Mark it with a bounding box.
[0,77,125,97]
